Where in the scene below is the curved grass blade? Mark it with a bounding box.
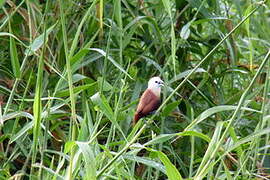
[89,48,133,79]
[148,149,183,180]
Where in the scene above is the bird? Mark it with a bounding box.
[133,76,164,125]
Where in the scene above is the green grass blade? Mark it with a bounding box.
[149,149,183,180]
[9,28,21,78]
[89,48,133,79]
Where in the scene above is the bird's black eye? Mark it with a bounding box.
[155,81,158,83]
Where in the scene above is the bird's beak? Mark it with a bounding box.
[160,81,164,87]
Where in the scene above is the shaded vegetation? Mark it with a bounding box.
[1,0,270,179]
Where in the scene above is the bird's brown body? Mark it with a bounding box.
[133,89,161,125]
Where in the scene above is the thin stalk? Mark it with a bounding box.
[3,80,19,116]
[114,0,123,65]
[59,0,77,179]
[30,29,45,180]
[38,1,50,178]
[30,0,49,175]
[39,91,52,178]
[189,133,195,177]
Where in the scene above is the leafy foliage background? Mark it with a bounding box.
[1,0,270,179]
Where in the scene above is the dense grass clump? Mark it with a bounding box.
[1,0,270,179]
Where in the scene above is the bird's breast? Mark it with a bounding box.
[148,87,160,98]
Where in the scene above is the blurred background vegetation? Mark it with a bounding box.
[1,0,270,179]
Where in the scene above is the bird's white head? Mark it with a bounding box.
[147,76,164,97]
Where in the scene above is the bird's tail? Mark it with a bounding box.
[133,113,140,126]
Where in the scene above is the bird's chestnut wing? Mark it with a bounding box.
[136,89,160,115]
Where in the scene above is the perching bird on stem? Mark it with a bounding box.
[133,77,164,125]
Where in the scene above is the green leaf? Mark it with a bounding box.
[141,55,163,73]
[0,0,5,8]
[145,134,176,146]
[64,141,76,154]
[76,142,96,180]
[124,154,166,174]
[9,32,20,78]
[10,121,34,143]
[90,92,114,121]
[177,131,211,142]
[225,127,270,153]
[97,77,113,91]
[89,48,133,80]
[2,111,34,122]
[55,82,97,97]
[146,131,211,146]
[32,34,44,165]
[161,0,172,17]
[68,0,97,58]
[123,16,163,50]
[195,121,224,177]
[186,105,261,130]
[25,23,57,55]
[150,149,182,180]
[169,68,207,84]
[162,101,180,117]
[32,163,64,180]
[244,5,253,37]
[70,49,90,66]
[0,134,10,143]
[90,92,127,143]
[180,22,191,40]
[0,32,27,47]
